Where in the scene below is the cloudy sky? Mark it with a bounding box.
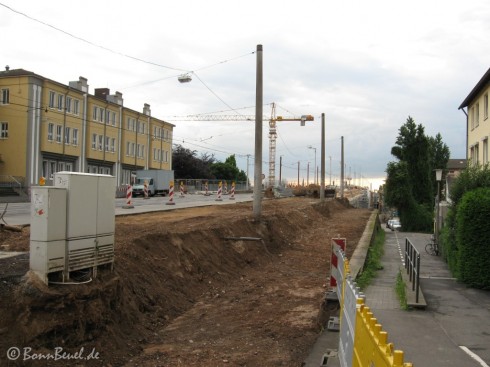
[2,1,489,189]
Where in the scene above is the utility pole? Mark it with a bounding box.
[329,156,332,186]
[340,136,344,198]
[279,156,282,187]
[246,154,251,190]
[297,161,300,186]
[253,44,263,221]
[320,113,325,202]
[307,162,310,185]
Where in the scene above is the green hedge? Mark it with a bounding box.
[455,187,490,289]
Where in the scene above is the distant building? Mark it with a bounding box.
[459,67,490,165]
[0,67,174,192]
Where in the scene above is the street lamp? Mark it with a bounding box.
[435,168,443,254]
[307,145,317,185]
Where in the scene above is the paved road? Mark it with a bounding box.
[0,193,253,226]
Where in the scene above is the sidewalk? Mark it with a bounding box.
[361,229,490,367]
[304,228,490,367]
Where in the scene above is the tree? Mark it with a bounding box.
[385,116,450,232]
[210,154,247,181]
[172,145,216,179]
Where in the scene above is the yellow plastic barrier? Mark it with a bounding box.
[352,304,413,367]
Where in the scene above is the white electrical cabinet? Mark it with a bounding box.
[30,186,67,284]
[54,172,115,276]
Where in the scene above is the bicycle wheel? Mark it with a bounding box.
[425,243,435,255]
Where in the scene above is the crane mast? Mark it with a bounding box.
[169,104,313,187]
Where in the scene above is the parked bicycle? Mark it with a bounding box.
[425,235,439,256]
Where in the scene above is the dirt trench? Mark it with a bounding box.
[0,197,372,367]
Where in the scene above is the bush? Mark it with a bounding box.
[455,187,490,289]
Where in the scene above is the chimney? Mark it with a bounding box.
[69,76,89,93]
[143,103,151,116]
[94,88,110,99]
[5,65,9,71]
[106,91,123,106]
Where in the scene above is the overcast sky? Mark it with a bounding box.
[2,1,489,189]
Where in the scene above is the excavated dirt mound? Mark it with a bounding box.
[0,197,372,366]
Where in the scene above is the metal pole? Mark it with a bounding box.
[320,113,325,202]
[314,148,317,185]
[307,162,310,185]
[246,154,250,191]
[279,156,282,187]
[329,156,331,186]
[436,180,440,247]
[297,161,300,186]
[340,136,344,198]
[253,44,263,220]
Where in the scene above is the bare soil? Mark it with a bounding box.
[0,197,372,367]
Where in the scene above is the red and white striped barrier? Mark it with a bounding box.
[229,181,235,200]
[166,181,175,205]
[223,181,228,195]
[215,181,223,201]
[204,181,210,196]
[122,185,134,209]
[179,181,185,198]
[330,237,346,288]
[144,180,149,199]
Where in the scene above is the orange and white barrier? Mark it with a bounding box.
[204,181,210,196]
[330,237,346,288]
[229,181,235,200]
[215,181,223,201]
[224,181,228,195]
[144,180,149,199]
[166,181,175,205]
[179,181,185,198]
[123,185,134,209]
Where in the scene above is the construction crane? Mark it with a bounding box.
[169,103,314,187]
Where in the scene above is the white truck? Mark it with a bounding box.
[132,169,174,197]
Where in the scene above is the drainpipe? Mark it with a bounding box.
[81,93,88,172]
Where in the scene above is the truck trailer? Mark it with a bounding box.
[132,170,174,197]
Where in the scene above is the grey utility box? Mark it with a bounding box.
[54,172,116,278]
[29,172,116,285]
[30,186,67,284]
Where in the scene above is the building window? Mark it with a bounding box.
[0,122,8,138]
[48,91,55,108]
[484,93,488,120]
[483,139,489,165]
[64,127,70,144]
[56,125,62,143]
[99,107,104,123]
[131,142,135,156]
[111,138,115,152]
[111,112,116,126]
[73,99,79,115]
[66,162,73,172]
[98,135,103,151]
[1,89,9,105]
[126,141,130,156]
[92,133,97,149]
[93,106,98,121]
[57,95,63,111]
[72,128,78,145]
[66,97,72,113]
[471,107,475,130]
[48,123,54,140]
[105,136,110,151]
[476,103,480,127]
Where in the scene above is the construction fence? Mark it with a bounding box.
[332,241,413,367]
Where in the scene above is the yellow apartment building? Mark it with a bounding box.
[0,67,174,194]
[459,67,490,165]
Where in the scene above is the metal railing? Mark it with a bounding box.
[404,238,421,303]
[0,175,25,193]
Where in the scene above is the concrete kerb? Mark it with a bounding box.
[304,210,380,367]
[349,211,380,280]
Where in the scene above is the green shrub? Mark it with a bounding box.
[455,187,490,289]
